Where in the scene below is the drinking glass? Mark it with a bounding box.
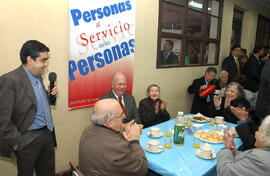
[193,136,200,148]
[210,118,215,126]
[164,138,172,149]
[165,128,172,137]
[186,118,192,128]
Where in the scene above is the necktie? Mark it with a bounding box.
[37,80,54,132]
[118,96,126,115]
[235,58,240,74]
[206,82,210,102]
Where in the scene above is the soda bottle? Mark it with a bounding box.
[174,112,185,145]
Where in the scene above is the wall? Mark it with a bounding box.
[0,0,91,174]
[0,0,268,174]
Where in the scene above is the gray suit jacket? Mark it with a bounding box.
[100,90,141,124]
[0,66,56,158]
[217,148,270,176]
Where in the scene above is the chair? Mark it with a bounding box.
[69,161,84,176]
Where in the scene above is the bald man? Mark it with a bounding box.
[79,99,148,176]
[100,72,141,124]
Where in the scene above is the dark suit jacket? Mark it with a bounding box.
[160,51,179,65]
[246,55,262,92]
[139,97,170,128]
[256,61,270,121]
[187,77,217,117]
[0,66,56,158]
[100,90,141,124]
[222,54,242,82]
[235,120,258,150]
[79,124,148,176]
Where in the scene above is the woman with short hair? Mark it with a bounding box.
[139,84,170,128]
[212,82,250,124]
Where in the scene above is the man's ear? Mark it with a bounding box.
[104,119,112,128]
[26,56,33,65]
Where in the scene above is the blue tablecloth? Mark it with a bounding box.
[139,115,242,176]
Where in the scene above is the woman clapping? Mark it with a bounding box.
[139,84,170,128]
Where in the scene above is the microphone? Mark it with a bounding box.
[48,72,57,105]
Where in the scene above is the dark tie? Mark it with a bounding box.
[118,96,126,115]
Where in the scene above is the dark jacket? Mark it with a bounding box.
[0,66,56,158]
[235,120,258,150]
[160,51,179,65]
[139,97,170,128]
[188,76,218,117]
[245,55,262,92]
[222,54,242,82]
[255,61,270,122]
[210,97,250,124]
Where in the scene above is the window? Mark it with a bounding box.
[157,0,223,68]
[256,15,270,50]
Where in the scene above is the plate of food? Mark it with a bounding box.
[194,130,224,143]
[190,116,210,123]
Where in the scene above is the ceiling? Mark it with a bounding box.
[252,0,270,11]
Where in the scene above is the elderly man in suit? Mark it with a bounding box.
[246,46,264,92]
[79,98,148,176]
[0,40,58,176]
[188,67,218,117]
[100,72,141,124]
[160,40,179,65]
[222,45,242,83]
[217,115,270,176]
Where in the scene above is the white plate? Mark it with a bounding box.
[190,116,210,123]
[147,132,163,138]
[194,130,224,143]
[145,144,164,153]
[196,149,216,160]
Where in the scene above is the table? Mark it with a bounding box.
[139,116,242,176]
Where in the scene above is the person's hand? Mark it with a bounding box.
[122,123,140,142]
[48,83,58,96]
[154,101,160,114]
[122,120,135,133]
[224,127,236,154]
[224,96,232,109]
[213,95,222,110]
[230,106,248,121]
[138,124,143,134]
[200,85,208,90]
[160,101,167,111]
[255,91,259,98]
[13,144,18,151]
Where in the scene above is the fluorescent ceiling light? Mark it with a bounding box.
[189,1,202,8]
[188,0,211,10]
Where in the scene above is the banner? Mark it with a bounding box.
[68,0,136,110]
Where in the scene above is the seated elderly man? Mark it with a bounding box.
[217,115,270,176]
[79,99,148,176]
